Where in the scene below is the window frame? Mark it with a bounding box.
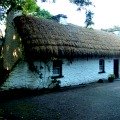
[99,59,105,73]
[52,60,63,78]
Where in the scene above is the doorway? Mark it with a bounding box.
[114,59,119,78]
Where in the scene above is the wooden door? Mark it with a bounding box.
[114,59,119,78]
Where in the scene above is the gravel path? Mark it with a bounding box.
[1,80,120,120]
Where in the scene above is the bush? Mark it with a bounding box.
[108,74,115,82]
[50,79,61,90]
[98,79,103,83]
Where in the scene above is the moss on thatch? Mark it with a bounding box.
[14,15,120,60]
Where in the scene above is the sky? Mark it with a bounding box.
[94,0,120,29]
[37,0,120,29]
[0,0,120,34]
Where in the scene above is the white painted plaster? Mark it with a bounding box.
[1,58,120,90]
[1,61,53,90]
[60,58,115,87]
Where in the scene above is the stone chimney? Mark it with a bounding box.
[52,14,67,25]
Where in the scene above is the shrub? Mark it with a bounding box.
[52,79,61,89]
[98,79,103,83]
[108,74,115,82]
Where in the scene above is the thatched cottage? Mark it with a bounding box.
[2,15,120,89]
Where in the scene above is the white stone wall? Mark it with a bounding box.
[61,58,115,87]
[1,61,53,90]
[1,58,119,90]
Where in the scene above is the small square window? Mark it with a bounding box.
[53,60,62,77]
[99,59,105,73]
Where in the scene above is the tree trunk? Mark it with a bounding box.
[3,9,22,70]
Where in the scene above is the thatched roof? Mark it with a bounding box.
[14,15,120,60]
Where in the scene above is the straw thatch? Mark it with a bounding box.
[14,15,120,60]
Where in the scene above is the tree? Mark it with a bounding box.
[101,26,120,32]
[0,0,52,20]
[0,0,38,15]
[70,0,94,27]
[0,0,52,70]
[34,7,52,19]
[71,0,92,6]
[85,10,94,27]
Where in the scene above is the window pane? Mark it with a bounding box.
[99,59,105,72]
[53,68,60,75]
[53,60,62,76]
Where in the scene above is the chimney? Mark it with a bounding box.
[52,14,68,25]
[59,14,67,25]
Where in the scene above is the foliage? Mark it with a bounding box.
[0,0,37,13]
[48,78,61,90]
[108,74,115,82]
[101,26,120,33]
[70,0,94,27]
[0,0,52,19]
[0,109,4,119]
[72,0,92,6]
[0,0,52,71]
[85,10,94,27]
[22,0,38,15]
[98,79,103,83]
[33,7,52,19]
[51,79,61,90]
[0,58,10,86]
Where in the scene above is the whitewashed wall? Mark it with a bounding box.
[1,58,119,90]
[1,61,53,90]
[61,58,115,87]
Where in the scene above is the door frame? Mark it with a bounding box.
[114,59,119,78]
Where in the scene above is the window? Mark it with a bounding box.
[99,59,105,73]
[53,60,62,77]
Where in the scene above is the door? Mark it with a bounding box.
[114,59,119,78]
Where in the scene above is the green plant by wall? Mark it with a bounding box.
[52,79,61,90]
[48,78,61,90]
[108,74,115,82]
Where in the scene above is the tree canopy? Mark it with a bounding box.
[70,0,94,27]
[0,0,38,14]
[0,0,52,20]
[85,10,94,27]
[0,0,94,26]
[71,0,92,6]
[101,26,120,32]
